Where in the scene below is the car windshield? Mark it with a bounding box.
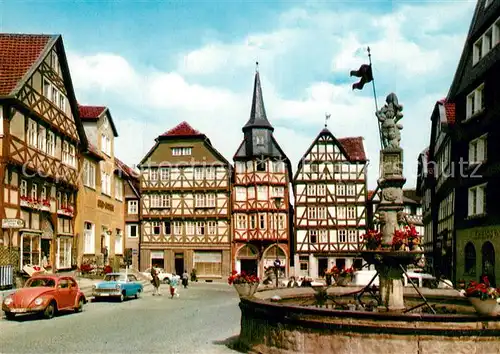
[104,274,127,282]
[25,278,56,288]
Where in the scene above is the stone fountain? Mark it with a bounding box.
[234,92,500,354]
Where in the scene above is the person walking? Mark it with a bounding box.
[151,267,161,296]
[182,270,189,288]
[169,274,179,299]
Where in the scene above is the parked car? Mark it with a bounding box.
[2,275,86,320]
[92,273,143,301]
[352,270,438,288]
[142,268,172,283]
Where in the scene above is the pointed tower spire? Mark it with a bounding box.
[243,64,274,131]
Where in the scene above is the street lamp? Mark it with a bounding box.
[273,196,282,288]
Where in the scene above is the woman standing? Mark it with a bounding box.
[182,270,189,288]
[151,267,161,296]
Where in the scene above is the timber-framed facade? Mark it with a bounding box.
[0,34,88,272]
[232,69,293,279]
[294,128,367,278]
[138,122,232,279]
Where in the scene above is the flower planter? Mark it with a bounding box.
[335,276,350,287]
[469,298,500,316]
[233,283,259,297]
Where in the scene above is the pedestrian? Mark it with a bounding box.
[182,270,189,288]
[169,274,179,299]
[151,267,161,296]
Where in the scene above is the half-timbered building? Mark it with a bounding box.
[138,122,232,279]
[443,0,500,286]
[416,147,434,268]
[232,69,293,279]
[0,34,88,272]
[294,128,367,278]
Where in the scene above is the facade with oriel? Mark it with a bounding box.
[0,34,88,272]
[138,122,232,279]
[232,67,293,279]
[294,121,368,278]
[75,105,127,268]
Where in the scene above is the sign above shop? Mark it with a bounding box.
[1,218,24,229]
[97,200,114,212]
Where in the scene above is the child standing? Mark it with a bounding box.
[169,275,179,299]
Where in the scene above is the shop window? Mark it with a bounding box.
[57,237,72,269]
[22,234,41,267]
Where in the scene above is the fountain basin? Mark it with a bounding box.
[238,287,500,354]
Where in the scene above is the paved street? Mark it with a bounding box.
[0,282,241,354]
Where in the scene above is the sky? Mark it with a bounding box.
[0,0,476,189]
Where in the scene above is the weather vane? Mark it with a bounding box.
[325,113,331,128]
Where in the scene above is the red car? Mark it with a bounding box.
[2,275,86,320]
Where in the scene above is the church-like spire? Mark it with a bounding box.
[243,62,274,131]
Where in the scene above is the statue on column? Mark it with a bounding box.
[376,93,404,149]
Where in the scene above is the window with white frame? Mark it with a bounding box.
[468,134,487,164]
[128,200,138,214]
[46,131,55,156]
[337,206,346,219]
[317,207,326,219]
[194,167,204,180]
[272,187,284,198]
[150,169,158,181]
[308,207,317,219]
[468,183,487,216]
[473,15,500,64]
[272,161,284,173]
[37,126,46,152]
[346,184,356,196]
[115,178,123,201]
[31,183,38,201]
[250,215,256,229]
[159,167,170,181]
[41,186,47,201]
[338,230,347,243]
[235,187,246,201]
[152,222,161,235]
[278,215,285,229]
[83,160,96,188]
[173,222,182,235]
[101,172,111,196]
[336,184,346,196]
[84,222,95,253]
[69,145,76,167]
[309,230,317,243]
[196,222,205,235]
[101,134,111,155]
[62,141,69,165]
[195,194,206,208]
[348,229,357,243]
[206,167,215,180]
[207,221,216,235]
[319,230,328,243]
[259,214,266,229]
[172,147,192,156]
[307,185,315,196]
[317,184,326,196]
[248,187,255,199]
[466,83,485,118]
[237,215,247,229]
[43,80,51,100]
[115,229,123,254]
[207,193,216,207]
[257,186,267,200]
[127,224,138,238]
[347,206,356,219]
[235,162,245,173]
[27,119,37,147]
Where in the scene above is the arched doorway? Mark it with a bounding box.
[481,241,496,287]
[263,244,287,278]
[236,244,258,276]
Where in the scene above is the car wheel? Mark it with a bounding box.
[75,297,84,313]
[43,301,56,319]
[119,291,125,302]
[135,290,141,299]
[5,312,16,320]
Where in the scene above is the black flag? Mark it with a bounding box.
[350,64,373,90]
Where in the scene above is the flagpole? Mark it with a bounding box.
[367,47,383,149]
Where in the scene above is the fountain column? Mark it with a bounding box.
[375,93,406,311]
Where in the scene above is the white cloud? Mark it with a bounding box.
[68,0,475,190]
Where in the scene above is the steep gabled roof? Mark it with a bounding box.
[115,157,140,181]
[437,99,456,124]
[0,34,55,96]
[159,121,204,138]
[243,69,273,132]
[85,143,105,161]
[294,128,367,181]
[78,105,119,137]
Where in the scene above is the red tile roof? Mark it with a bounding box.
[79,105,106,119]
[160,121,203,137]
[0,34,53,96]
[437,98,455,124]
[338,137,367,162]
[115,157,139,179]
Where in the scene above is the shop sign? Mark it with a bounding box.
[194,251,221,263]
[1,218,24,229]
[97,199,115,212]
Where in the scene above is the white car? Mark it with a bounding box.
[142,268,172,283]
[352,270,438,288]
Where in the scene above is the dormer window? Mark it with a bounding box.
[172,147,192,156]
[256,136,264,145]
[473,16,500,65]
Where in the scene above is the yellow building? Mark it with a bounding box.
[74,105,126,266]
